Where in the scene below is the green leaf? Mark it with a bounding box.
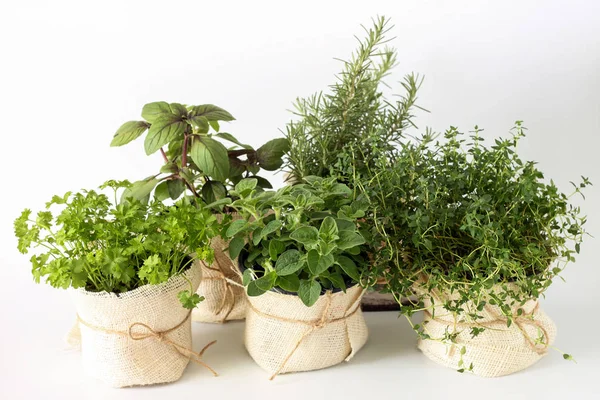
[298,280,321,307]
[337,256,360,281]
[122,177,159,203]
[254,176,273,189]
[277,274,300,292]
[261,220,282,238]
[188,104,235,122]
[315,253,334,275]
[204,198,232,210]
[154,181,170,201]
[319,216,338,240]
[167,179,185,200]
[178,290,204,309]
[160,163,178,174]
[168,103,188,117]
[275,249,304,276]
[201,181,227,204]
[144,114,187,155]
[235,178,258,195]
[215,132,252,149]
[269,239,285,261]
[228,237,245,259]
[290,226,319,246]
[226,219,249,237]
[110,121,149,147]
[307,249,320,275]
[141,101,172,123]
[242,269,253,286]
[256,138,290,171]
[337,231,365,249]
[190,136,230,181]
[254,271,276,291]
[247,280,266,297]
[335,218,356,232]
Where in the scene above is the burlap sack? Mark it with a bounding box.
[416,285,557,377]
[192,236,248,323]
[69,263,215,387]
[245,285,368,379]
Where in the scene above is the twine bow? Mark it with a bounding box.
[77,311,218,376]
[248,289,364,380]
[424,302,550,357]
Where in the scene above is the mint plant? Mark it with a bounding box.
[14,180,220,309]
[358,122,590,360]
[224,176,370,307]
[110,102,289,205]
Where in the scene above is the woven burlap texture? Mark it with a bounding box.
[192,213,248,323]
[416,284,557,377]
[245,285,368,379]
[69,263,204,387]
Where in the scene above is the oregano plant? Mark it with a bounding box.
[110,101,289,206]
[14,180,221,309]
[223,176,371,307]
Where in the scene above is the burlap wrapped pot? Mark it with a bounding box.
[416,284,557,377]
[192,213,248,323]
[69,262,217,387]
[245,285,368,379]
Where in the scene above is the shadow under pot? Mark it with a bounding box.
[239,254,369,379]
[415,283,557,377]
[69,263,206,387]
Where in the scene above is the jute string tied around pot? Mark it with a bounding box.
[417,285,557,377]
[192,214,248,323]
[245,285,368,379]
[76,312,218,377]
[68,264,215,387]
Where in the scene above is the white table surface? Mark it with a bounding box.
[1,289,598,400]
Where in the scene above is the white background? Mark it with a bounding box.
[0,0,599,399]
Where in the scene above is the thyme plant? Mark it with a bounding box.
[358,122,590,363]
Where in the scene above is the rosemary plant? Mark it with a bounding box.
[284,16,423,188]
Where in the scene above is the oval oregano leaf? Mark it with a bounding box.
[226,219,249,238]
[268,239,286,261]
[290,226,319,246]
[277,274,300,292]
[228,237,245,260]
[254,271,277,291]
[298,279,321,307]
[336,230,365,249]
[275,249,304,276]
[110,121,150,147]
[190,136,230,181]
[336,255,360,281]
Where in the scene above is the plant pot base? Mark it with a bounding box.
[417,300,557,377]
[245,285,368,378]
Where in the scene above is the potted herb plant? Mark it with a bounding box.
[223,176,370,379]
[110,101,289,323]
[283,17,422,309]
[14,180,220,387]
[363,123,590,376]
